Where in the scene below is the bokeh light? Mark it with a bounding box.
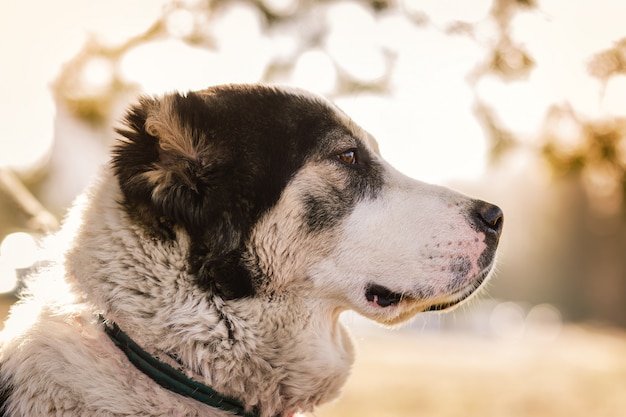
[0,232,38,270]
[0,232,38,294]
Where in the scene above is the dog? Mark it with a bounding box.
[0,84,502,417]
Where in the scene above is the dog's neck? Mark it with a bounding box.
[99,315,261,417]
[98,302,352,417]
[64,175,355,416]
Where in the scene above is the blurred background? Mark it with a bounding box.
[1,0,626,416]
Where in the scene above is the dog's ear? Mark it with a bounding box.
[113,93,232,232]
[112,92,253,298]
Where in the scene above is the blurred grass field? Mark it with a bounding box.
[2,297,626,416]
[313,326,626,417]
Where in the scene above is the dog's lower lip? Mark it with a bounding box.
[365,284,405,307]
[425,300,461,312]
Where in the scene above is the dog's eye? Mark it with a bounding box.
[337,149,358,165]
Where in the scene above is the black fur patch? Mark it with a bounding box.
[113,85,380,299]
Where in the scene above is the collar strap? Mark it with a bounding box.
[98,315,258,417]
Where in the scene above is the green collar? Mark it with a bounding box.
[99,315,257,417]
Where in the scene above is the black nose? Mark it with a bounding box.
[473,201,504,239]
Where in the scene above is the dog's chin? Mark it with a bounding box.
[361,267,494,326]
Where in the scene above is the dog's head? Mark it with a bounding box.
[69,84,503,414]
[112,84,502,325]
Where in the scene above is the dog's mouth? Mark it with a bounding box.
[423,296,471,312]
[365,284,406,308]
[364,268,492,313]
[364,283,469,312]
